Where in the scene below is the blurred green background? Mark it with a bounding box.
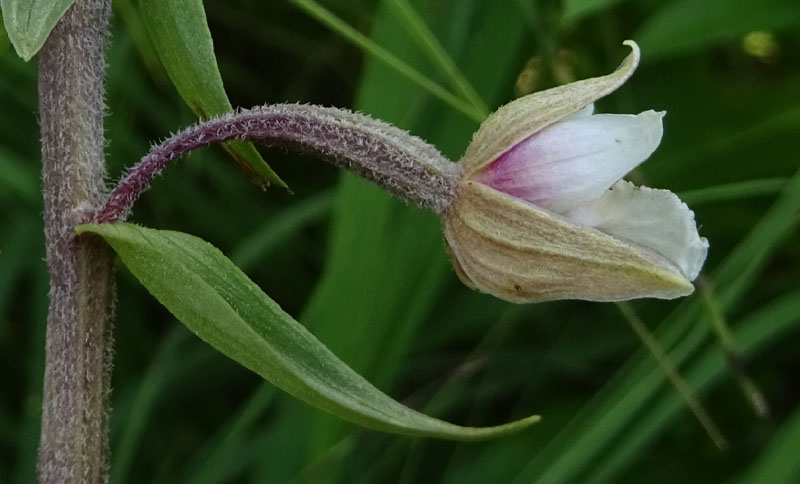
[2,0,800,482]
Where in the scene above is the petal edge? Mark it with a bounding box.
[563,180,709,280]
[444,181,695,303]
[461,41,641,178]
[475,110,664,213]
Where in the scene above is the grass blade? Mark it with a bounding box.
[616,302,727,450]
[588,288,800,484]
[230,191,333,272]
[383,0,488,116]
[514,167,800,484]
[679,178,788,206]
[138,0,286,188]
[180,384,276,484]
[737,396,800,484]
[289,0,484,122]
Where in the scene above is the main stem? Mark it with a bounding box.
[37,1,115,483]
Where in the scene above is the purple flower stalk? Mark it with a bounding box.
[93,41,708,305]
[93,104,460,223]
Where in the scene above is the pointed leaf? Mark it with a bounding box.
[0,0,75,60]
[76,222,539,440]
[138,0,286,188]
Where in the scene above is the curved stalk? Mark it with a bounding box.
[93,104,461,223]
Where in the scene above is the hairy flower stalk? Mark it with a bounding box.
[94,104,460,223]
[95,41,706,306]
[38,0,115,483]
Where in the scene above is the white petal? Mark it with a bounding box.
[476,110,664,213]
[563,180,709,280]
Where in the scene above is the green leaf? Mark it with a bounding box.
[562,0,627,22]
[290,0,484,123]
[678,177,788,206]
[636,0,800,60]
[110,328,188,484]
[0,8,10,56]
[230,190,333,272]
[77,222,539,441]
[0,0,75,60]
[138,0,286,188]
[514,167,800,484]
[738,398,800,484]
[587,289,800,484]
[383,0,488,117]
[284,0,533,473]
[0,146,38,202]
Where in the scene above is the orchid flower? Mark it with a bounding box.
[97,40,706,304]
[444,41,708,303]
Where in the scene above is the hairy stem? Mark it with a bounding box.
[93,104,460,223]
[37,1,115,483]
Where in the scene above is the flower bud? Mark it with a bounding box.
[443,41,708,303]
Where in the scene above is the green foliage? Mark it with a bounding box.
[138,0,285,188]
[515,169,800,484]
[679,178,788,206]
[77,223,538,441]
[289,0,484,122]
[636,0,800,60]
[382,0,488,116]
[2,0,800,483]
[562,0,628,21]
[0,146,37,203]
[739,400,800,484]
[0,0,75,60]
[0,9,9,56]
